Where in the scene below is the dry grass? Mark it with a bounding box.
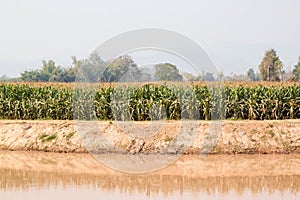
[1,81,299,89]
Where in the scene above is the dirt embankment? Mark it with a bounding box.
[0,120,299,154]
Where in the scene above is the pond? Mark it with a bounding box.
[0,151,299,199]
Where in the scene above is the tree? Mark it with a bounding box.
[224,73,247,81]
[72,51,106,82]
[21,60,63,82]
[41,60,63,82]
[196,71,215,81]
[57,67,76,82]
[0,75,10,82]
[101,55,141,82]
[19,52,145,83]
[182,72,196,81]
[154,63,183,81]
[247,68,256,81]
[217,71,225,81]
[293,56,300,81]
[259,49,283,81]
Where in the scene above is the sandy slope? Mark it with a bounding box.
[0,120,299,154]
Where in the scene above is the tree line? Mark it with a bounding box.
[15,53,186,83]
[1,49,299,82]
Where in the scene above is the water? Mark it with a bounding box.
[0,151,299,200]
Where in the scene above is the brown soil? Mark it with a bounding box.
[0,120,299,154]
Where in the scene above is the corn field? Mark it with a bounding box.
[0,82,299,120]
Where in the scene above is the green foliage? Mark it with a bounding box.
[247,68,257,81]
[20,53,149,83]
[0,83,299,121]
[182,72,196,81]
[39,134,57,142]
[154,63,183,81]
[0,84,73,120]
[21,60,75,82]
[293,57,300,81]
[100,55,145,82]
[259,49,283,81]
[65,132,75,140]
[196,72,216,81]
[269,130,275,138]
[72,51,105,82]
[225,85,300,120]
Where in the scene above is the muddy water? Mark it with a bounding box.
[0,151,300,200]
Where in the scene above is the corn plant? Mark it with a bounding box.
[0,82,299,120]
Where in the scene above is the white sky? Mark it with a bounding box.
[0,0,300,77]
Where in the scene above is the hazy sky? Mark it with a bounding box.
[0,0,300,77]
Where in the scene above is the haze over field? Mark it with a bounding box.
[0,0,300,77]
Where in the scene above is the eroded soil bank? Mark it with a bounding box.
[0,120,299,154]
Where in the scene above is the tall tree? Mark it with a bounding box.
[182,72,196,81]
[259,49,283,81]
[72,51,105,82]
[21,60,63,82]
[57,67,76,82]
[196,71,215,81]
[293,56,300,81]
[41,60,63,82]
[101,55,141,82]
[154,63,183,81]
[247,68,256,81]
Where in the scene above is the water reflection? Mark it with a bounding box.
[0,151,300,199]
[1,168,300,196]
